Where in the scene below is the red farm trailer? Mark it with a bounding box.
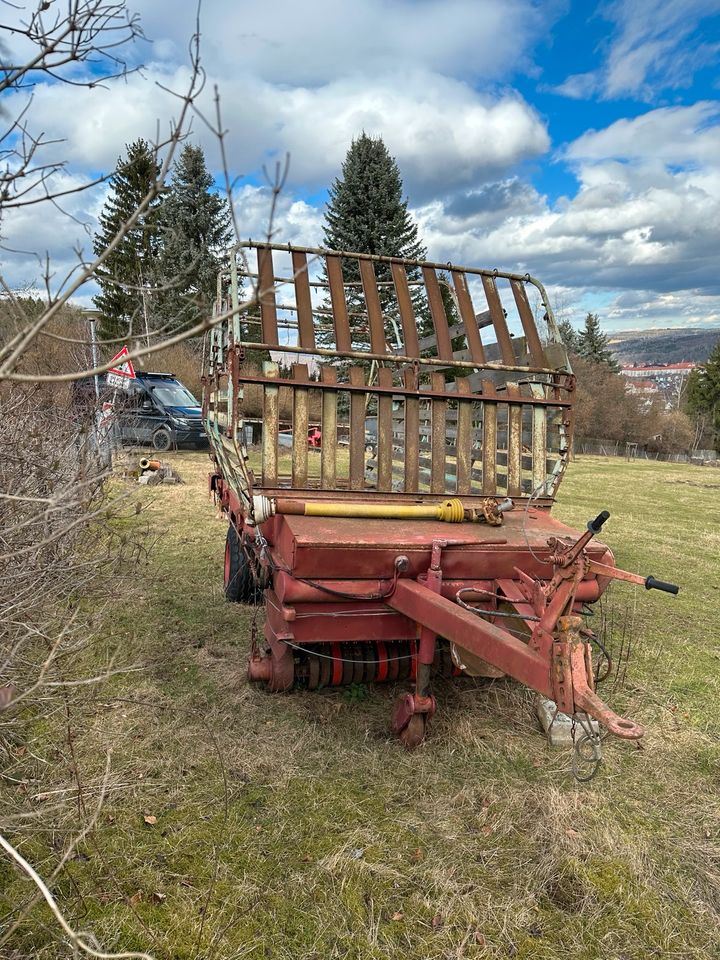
[203,242,678,753]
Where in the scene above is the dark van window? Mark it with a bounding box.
[148,382,198,407]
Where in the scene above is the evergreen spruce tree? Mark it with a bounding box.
[687,338,720,453]
[577,312,619,370]
[321,133,427,349]
[557,318,579,354]
[93,139,162,341]
[156,144,233,333]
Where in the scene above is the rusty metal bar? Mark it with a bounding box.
[359,258,387,355]
[452,270,487,364]
[292,250,316,351]
[510,278,545,367]
[403,367,419,492]
[531,383,548,493]
[481,275,515,366]
[262,361,279,486]
[377,367,394,492]
[348,367,366,491]
[257,246,279,346]
[326,255,352,352]
[423,267,453,361]
[391,262,420,356]
[430,372,447,493]
[320,366,337,487]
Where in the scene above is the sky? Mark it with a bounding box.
[3,0,720,332]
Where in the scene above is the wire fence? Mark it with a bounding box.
[575,438,719,465]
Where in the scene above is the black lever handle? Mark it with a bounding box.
[587,510,610,534]
[645,576,679,596]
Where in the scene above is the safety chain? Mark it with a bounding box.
[571,713,603,782]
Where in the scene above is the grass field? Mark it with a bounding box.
[3,453,720,959]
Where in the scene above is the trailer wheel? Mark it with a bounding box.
[223,524,259,603]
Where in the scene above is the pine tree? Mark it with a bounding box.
[93,140,162,341]
[155,144,233,334]
[321,133,426,349]
[687,338,720,453]
[557,318,579,354]
[577,313,619,370]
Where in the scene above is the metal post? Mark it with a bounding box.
[89,317,99,399]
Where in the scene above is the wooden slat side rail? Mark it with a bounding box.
[292,250,316,351]
[262,361,280,486]
[376,367,394,492]
[482,379,498,495]
[481,275,515,366]
[530,383,548,494]
[391,262,420,356]
[403,367,420,492]
[291,364,309,488]
[510,278,545,367]
[326,255,352,352]
[455,377,472,495]
[506,383,523,497]
[423,267,453,361]
[348,367,366,491]
[320,367,337,488]
[359,258,387,355]
[452,271,486,364]
[429,372,447,493]
[257,246,279,346]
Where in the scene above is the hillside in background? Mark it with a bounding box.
[608,327,720,365]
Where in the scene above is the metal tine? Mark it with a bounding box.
[348,367,366,490]
[423,267,453,361]
[481,275,515,366]
[359,259,388,355]
[510,278,545,367]
[292,250,316,351]
[262,361,280,486]
[376,367,394,492]
[325,254,352,352]
[257,246,279,346]
[391,262,420,357]
[320,367,338,487]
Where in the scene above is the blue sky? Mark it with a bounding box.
[4,0,720,332]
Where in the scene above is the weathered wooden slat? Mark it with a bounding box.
[481,275,515,366]
[377,367,393,492]
[359,259,387,355]
[506,383,523,497]
[510,278,545,367]
[403,367,419,491]
[423,267,453,361]
[430,372,447,493]
[391,262,420,356]
[320,367,337,487]
[262,361,280,485]
[291,364,309,487]
[326,255,352,352]
[292,250,316,351]
[482,379,498,495]
[455,378,472,495]
[257,246,279,346]
[452,271,487,364]
[348,367,366,490]
[530,383,547,494]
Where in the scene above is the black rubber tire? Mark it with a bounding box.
[223,524,259,603]
[152,427,172,451]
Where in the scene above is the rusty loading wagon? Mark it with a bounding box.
[202,242,678,751]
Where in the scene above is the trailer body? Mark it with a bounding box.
[203,242,677,748]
